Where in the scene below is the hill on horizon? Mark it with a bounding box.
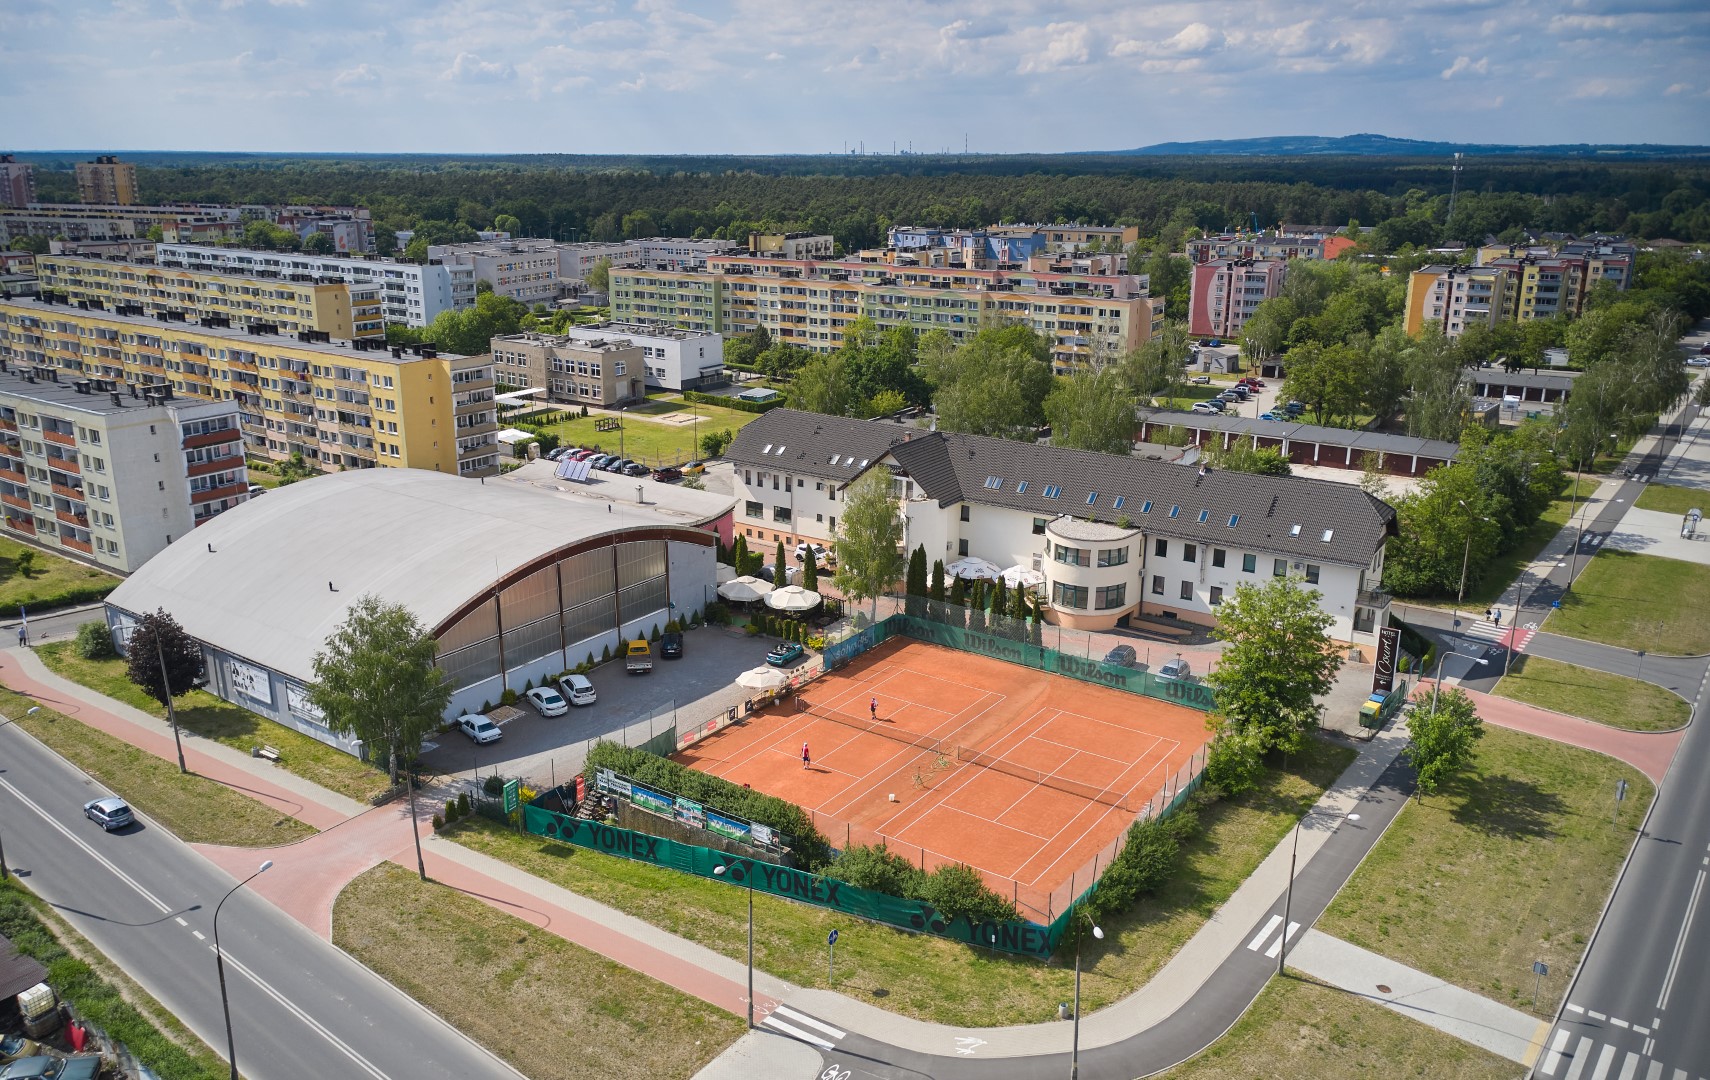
[1106,133,1710,159]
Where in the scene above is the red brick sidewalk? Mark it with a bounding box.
[1410,684,1684,783]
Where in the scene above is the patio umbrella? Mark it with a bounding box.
[765,584,822,612]
[716,563,738,583]
[735,666,791,691]
[947,556,1002,581]
[1000,565,1045,589]
[719,575,774,602]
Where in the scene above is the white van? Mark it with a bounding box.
[559,673,597,706]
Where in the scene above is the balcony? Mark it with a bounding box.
[60,535,92,555]
[0,465,25,486]
[55,508,89,529]
[45,455,79,475]
[1357,588,1392,610]
[3,516,35,537]
[51,482,85,502]
[187,456,241,478]
[43,428,76,448]
[0,493,28,512]
[192,481,251,504]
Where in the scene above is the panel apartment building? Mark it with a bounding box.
[75,156,139,205]
[726,409,1397,645]
[155,244,474,328]
[1403,237,1636,338]
[0,295,501,479]
[0,369,247,571]
[0,205,245,246]
[1185,232,1356,264]
[35,254,386,340]
[612,253,1164,372]
[490,321,725,401]
[1187,259,1287,340]
[434,237,746,291]
[0,156,35,209]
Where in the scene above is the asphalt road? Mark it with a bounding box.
[778,755,1415,1080]
[1530,666,1710,1079]
[0,720,520,1080]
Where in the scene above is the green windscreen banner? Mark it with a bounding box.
[524,804,1065,958]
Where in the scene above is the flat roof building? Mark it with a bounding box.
[0,156,35,210]
[155,244,475,328]
[103,469,722,752]
[75,156,138,206]
[0,368,247,570]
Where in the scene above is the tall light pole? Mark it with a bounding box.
[713,863,754,1028]
[1278,816,1302,974]
[1452,499,1491,631]
[1434,648,1489,712]
[215,859,273,1080]
[403,747,426,882]
[153,629,188,774]
[1070,910,1104,1079]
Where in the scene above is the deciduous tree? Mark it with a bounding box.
[1205,576,1343,766]
[1044,366,1137,456]
[124,609,205,708]
[833,469,906,619]
[1404,687,1484,798]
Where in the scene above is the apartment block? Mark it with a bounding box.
[555,322,725,392]
[75,156,138,206]
[155,244,475,327]
[1476,237,1636,323]
[612,254,1163,372]
[0,370,247,571]
[748,232,836,260]
[1185,232,1356,264]
[0,296,500,479]
[490,332,646,407]
[426,240,562,305]
[0,205,244,246]
[0,156,35,209]
[1403,265,1512,338]
[888,223,1141,269]
[1187,259,1288,340]
[35,254,385,340]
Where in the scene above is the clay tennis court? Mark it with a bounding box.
[674,637,1209,919]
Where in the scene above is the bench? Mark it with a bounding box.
[252,744,282,762]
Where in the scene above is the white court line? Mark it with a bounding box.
[771,1004,846,1040]
[1247,915,1283,952]
[1263,922,1300,959]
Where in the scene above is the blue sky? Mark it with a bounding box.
[4,0,1707,153]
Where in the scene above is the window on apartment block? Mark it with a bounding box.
[773,506,792,523]
[745,500,763,519]
[1054,545,1090,567]
[1273,558,1288,578]
[1305,563,1321,584]
[958,538,970,556]
[1182,543,1196,563]
[960,505,970,522]
[1209,586,1224,606]
[1154,538,1167,558]
[1097,547,1128,567]
[1179,580,1193,601]
[1095,583,1127,610]
[1212,548,1227,568]
[1053,582,1088,610]
[1151,575,1165,596]
[1241,553,1256,573]
[1033,517,1047,536]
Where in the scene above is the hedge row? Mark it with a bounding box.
[584,741,832,869]
[828,843,1018,924]
[0,880,225,1079]
[1084,797,1203,920]
[13,581,118,615]
[681,390,786,414]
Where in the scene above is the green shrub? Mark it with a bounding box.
[480,700,493,713]
[445,798,458,821]
[916,862,1019,923]
[1088,793,1206,919]
[583,741,831,869]
[650,624,661,642]
[457,791,471,817]
[524,677,534,691]
[664,619,681,633]
[499,688,519,706]
[828,843,923,897]
[602,644,612,662]
[483,774,505,796]
[13,551,36,578]
[432,813,445,830]
[73,620,116,660]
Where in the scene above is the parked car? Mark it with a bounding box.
[652,466,683,482]
[794,541,830,563]
[558,673,597,706]
[1223,387,1250,400]
[1689,356,1710,368]
[1199,338,1216,347]
[83,796,132,831]
[682,460,707,475]
[1190,374,1212,384]
[767,641,805,667]
[458,714,502,744]
[603,457,633,472]
[1240,378,1267,389]
[1157,657,1192,682]
[625,639,653,675]
[524,686,569,717]
[545,446,568,461]
[1191,401,1221,414]
[1103,644,1138,668]
[620,462,650,477]
[0,1035,40,1065]
[0,1058,101,1080]
[587,454,615,469]
[1259,412,1283,421]
[572,448,597,461]
[660,631,684,659]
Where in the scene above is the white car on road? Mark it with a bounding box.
[457,714,503,744]
[524,687,569,717]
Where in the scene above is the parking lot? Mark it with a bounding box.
[419,623,787,788]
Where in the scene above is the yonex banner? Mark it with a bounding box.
[523,806,1065,959]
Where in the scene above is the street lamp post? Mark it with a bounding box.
[1278,816,1302,975]
[1070,913,1104,1079]
[1433,649,1490,712]
[713,863,754,1028]
[0,709,35,880]
[214,859,273,1080]
[154,631,188,774]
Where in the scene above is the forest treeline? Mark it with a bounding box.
[22,155,1710,249]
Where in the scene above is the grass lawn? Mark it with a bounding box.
[243,460,284,488]
[35,642,392,803]
[1157,974,1515,1078]
[1635,482,1708,515]
[1495,654,1689,731]
[536,397,764,467]
[1544,550,1710,654]
[0,683,314,846]
[1,879,227,1080]
[333,863,743,1080]
[1407,490,1577,613]
[1318,725,1651,1015]
[447,738,1355,1028]
[0,536,119,612]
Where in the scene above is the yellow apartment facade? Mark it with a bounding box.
[35,255,384,340]
[0,296,500,479]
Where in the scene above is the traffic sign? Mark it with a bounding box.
[828,929,839,946]
[502,778,520,814]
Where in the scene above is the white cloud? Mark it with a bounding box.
[332,63,379,87]
[1441,55,1489,79]
[442,51,514,83]
[1663,82,1690,96]
[1163,22,1222,55]
[1019,22,1090,74]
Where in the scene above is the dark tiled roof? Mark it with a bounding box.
[886,429,1396,567]
[725,409,914,481]
[1467,370,1578,391]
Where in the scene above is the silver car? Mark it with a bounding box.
[83,796,133,831]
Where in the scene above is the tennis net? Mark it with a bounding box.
[801,702,1131,811]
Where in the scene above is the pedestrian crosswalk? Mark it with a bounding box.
[1244,914,1299,959]
[761,1003,847,1052]
[1538,1027,1703,1080]
[1462,618,1536,653]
